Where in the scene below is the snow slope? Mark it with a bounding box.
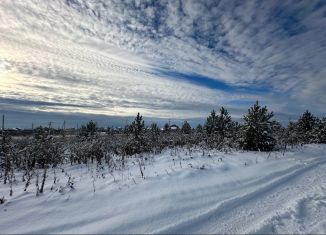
[0,144,326,234]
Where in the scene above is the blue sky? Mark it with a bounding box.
[0,0,325,128]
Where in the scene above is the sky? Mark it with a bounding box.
[0,0,325,128]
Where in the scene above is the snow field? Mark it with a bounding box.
[0,144,325,234]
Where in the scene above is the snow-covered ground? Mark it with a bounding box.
[1,144,326,234]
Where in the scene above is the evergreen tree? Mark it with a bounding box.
[204,110,217,135]
[317,117,326,143]
[86,120,97,136]
[270,120,286,150]
[241,101,275,151]
[80,120,97,138]
[298,110,316,132]
[204,107,232,137]
[228,121,241,148]
[163,123,170,132]
[181,121,191,134]
[196,124,203,133]
[131,113,145,140]
[285,121,300,147]
[297,110,317,143]
[204,107,233,148]
[215,107,232,139]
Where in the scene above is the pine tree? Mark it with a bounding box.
[163,123,170,132]
[215,107,232,139]
[317,117,326,143]
[298,110,316,132]
[228,121,241,148]
[131,113,145,140]
[86,120,97,136]
[204,107,232,137]
[297,110,317,143]
[204,107,233,148]
[270,120,286,150]
[241,101,275,151]
[196,124,203,133]
[79,120,97,138]
[181,121,191,134]
[204,110,217,135]
[285,121,300,147]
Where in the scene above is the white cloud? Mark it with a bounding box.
[0,0,325,122]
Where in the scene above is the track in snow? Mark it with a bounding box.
[154,158,326,234]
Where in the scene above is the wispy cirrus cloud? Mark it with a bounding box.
[0,0,325,127]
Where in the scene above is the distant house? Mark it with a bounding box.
[170,124,179,131]
[161,124,179,132]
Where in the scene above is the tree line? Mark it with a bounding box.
[77,101,325,153]
[0,101,325,197]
